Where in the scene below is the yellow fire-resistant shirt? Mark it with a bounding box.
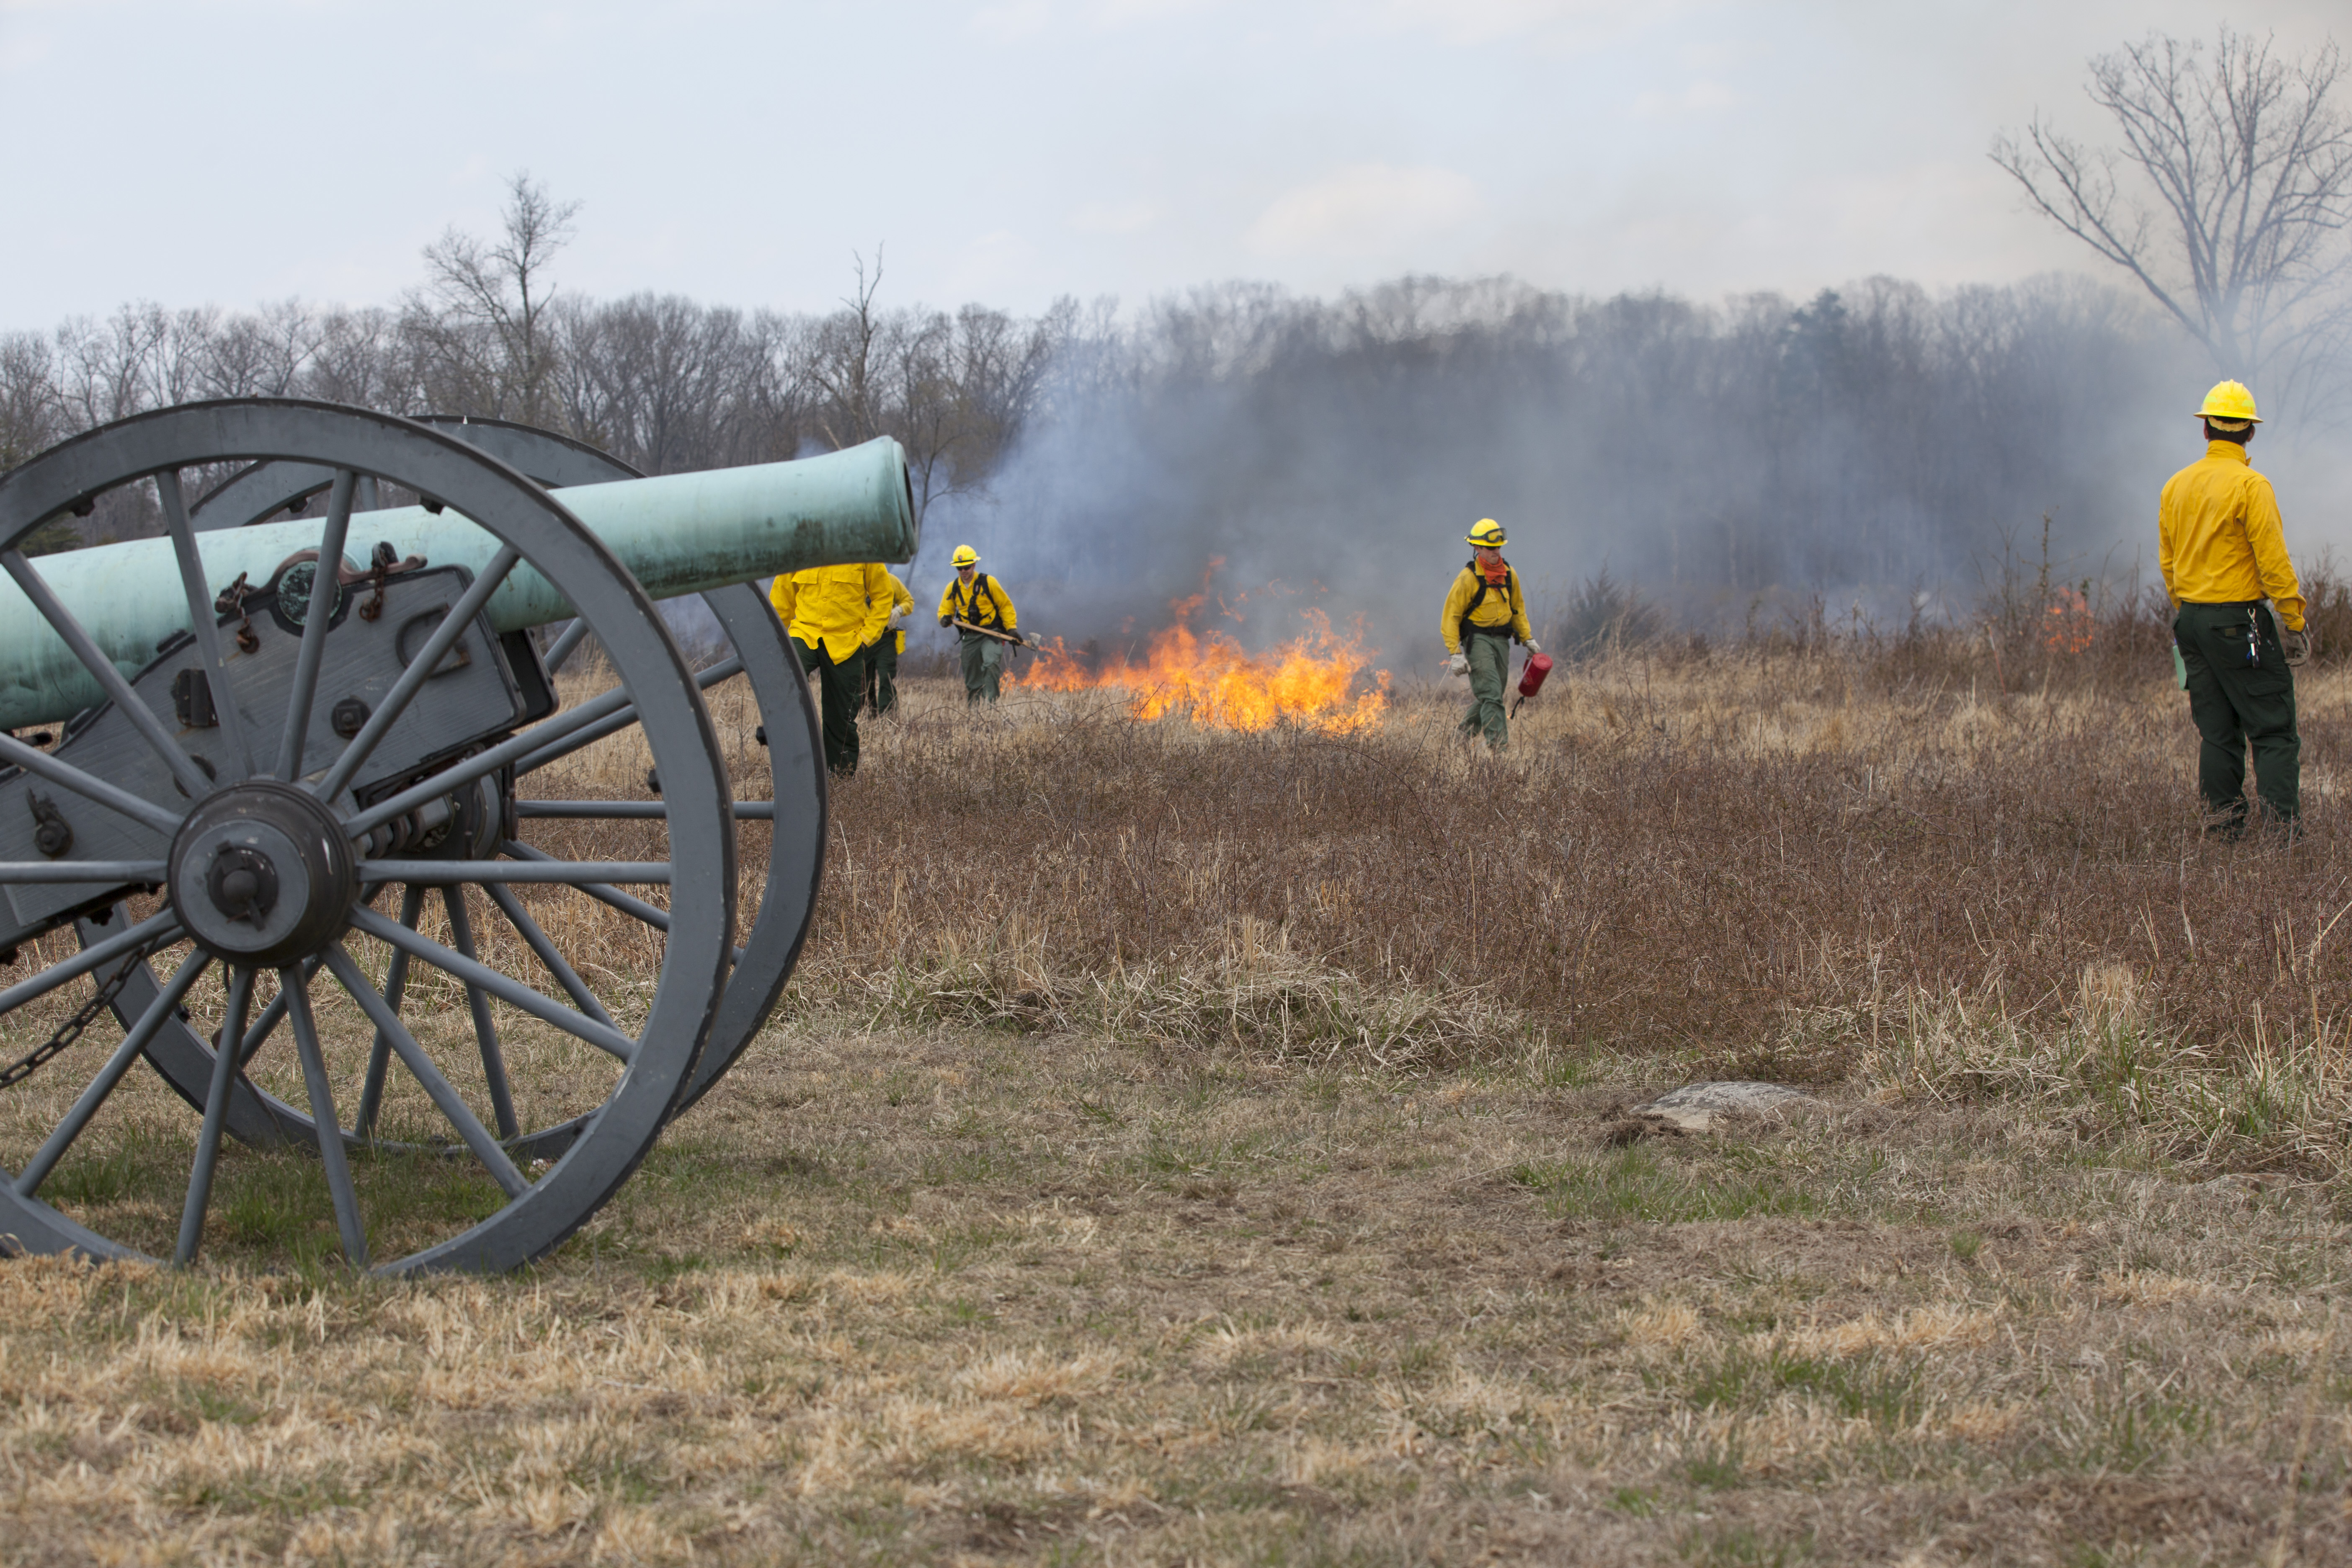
[939,573,1017,633]
[874,569,914,654]
[2159,440,2304,631]
[1439,560,1533,653]
[771,563,892,664]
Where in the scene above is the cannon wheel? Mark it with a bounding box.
[0,399,734,1273]
[109,418,822,1151]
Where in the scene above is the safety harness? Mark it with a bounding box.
[952,573,1006,632]
[1457,559,1521,647]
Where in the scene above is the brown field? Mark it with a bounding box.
[3,648,2351,1565]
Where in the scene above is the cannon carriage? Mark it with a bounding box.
[0,399,911,1272]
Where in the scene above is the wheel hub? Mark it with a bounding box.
[169,781,357,966]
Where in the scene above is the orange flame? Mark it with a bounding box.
[2044,585,2092,654]
[1013,578,1390,734]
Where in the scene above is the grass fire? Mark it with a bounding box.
[1013,567,1391,735]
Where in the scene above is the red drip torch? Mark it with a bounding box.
[1510,650,1554,718]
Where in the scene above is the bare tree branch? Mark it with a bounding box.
[1993,27,2352,411]
[411,172,581,424]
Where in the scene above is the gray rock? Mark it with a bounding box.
[1617,1081,1813,1136]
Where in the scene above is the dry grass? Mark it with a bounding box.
[3,652,2352,1563]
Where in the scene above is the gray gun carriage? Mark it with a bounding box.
[0,399,914,1272]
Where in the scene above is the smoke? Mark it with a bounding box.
[918,271,2327,675]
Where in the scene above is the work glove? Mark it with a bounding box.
[940,614,954,628]
[2286,625,2315,667]
[1448,651,1469,678]
[1008,628,1025,645]
[889,603,912,628]
[1524,639,1542,656]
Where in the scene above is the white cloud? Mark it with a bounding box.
[970,0,1050,40]
[1090,0,1232,24]
[1246,163,1484,257]
[944,228,1047,300]
[1069,199,1162,235]
[1370,0,1669,46]
[1633,78,1738,117]
[0,0,61,72]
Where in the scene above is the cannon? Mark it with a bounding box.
[107,417,833,1159]
[0,399,912,1272]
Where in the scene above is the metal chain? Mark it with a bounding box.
[0,931,171,1091]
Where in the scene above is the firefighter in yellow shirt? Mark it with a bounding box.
[864,568,914,717]
[936,546,1020,704]
[1440,518,1541,751]
[2159,380,2311,836]
[771,563,892,776]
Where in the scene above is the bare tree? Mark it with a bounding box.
[302,307,413,411]
[807,248,890,449]
[53,303,219,427]
[0,332,62,473]
[1993,28,2352,400]
[410,172,580,423]
[195,298,322,398]
[889,301,1068,520]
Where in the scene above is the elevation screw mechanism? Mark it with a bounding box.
[26,790,72,859]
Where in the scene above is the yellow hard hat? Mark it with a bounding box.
[1465,518,1507,548]
[952,545,979,568]
[2196,380,2262,426]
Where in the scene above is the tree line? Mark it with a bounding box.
[0,233,2257,643]
[0,178,1068,545]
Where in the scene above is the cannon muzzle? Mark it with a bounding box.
[0,435,915,730]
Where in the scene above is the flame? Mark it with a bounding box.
[1013,579,1390,734]
[2044,585,2092,654]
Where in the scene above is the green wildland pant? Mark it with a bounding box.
[796,638,867,776]
[1458,632,1511,750]
[864,638,899,716]
[2175,601,2298,825]
[959,633,1005,705]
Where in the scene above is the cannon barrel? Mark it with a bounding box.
[0,435,915,730]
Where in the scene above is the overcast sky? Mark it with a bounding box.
[0,0,2344,329]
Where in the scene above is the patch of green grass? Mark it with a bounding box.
[1395,1340,1447,1377]
[632,1135,758,1195]
[2024,1386,2216,1475]
[1682,1434,1745,1489]
[1683,1344,1924,1430]
[1511,1145,1818,1224]
[189,1386,261,1426]
[565,1436,666,1504]
[917,1143,1017,1186]
[46,1122,183,1210]
[1135,1122,1277,1183]
[1681,1523,1811,1566]
[918,1220,1016,1273]
[354,1148,507,1241]
[208,1151,340,1272]
[762,1149,836,1184]
[171,1472,367,1517]
[1949,1227,1983,1262]
[1608,1485,1658,1517]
